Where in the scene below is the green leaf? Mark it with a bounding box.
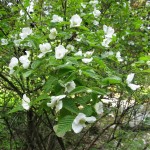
[69,86,89,95]
[82,69,100,80]
[63,99,79,114]
[33,93,50,104]
[81,105,93,116]
[8,105,23,114]
[31,60,41,69]
[102,76,122,85]
[57,115,75,135]
[23,70,33,78]
[43,75,58,92]
[91,87,106,95]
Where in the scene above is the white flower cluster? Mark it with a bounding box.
[102,25,115,48]
[19,27,32,39]
[70,14,82,28]
[9,51,31,74]
[47,81,76,112]
[1,38,8,45]
[72,113,96,133]
[22,94,30,110]
[38,43,52,58]
[47,95,66,113]
[126,73,140,90]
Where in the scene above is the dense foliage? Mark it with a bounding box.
[0,0,150,149]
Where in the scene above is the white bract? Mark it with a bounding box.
[94,102,103,115]
[89,0,98,6]
[51,15,63,23]
[101,51,114,58]
[103,25,115,38]
[84,51,94,57]
[66,44,74,51]
[38,43,52,58]
[9,57,19,74]
[101,38,112,48]
[65,81,76,93]
[14,39,22,47]
[19,27,32,39]
[1,38,8,45]
[116,51,123,62]
[93,9,101,18]
[72,113,96,133]
[70,14,82,28]
[82,57,93,64]
[22,94,30,110]
[74,50,82,56]
[19,51,31,69]
[93,20,99,26]
[55,45,68,59]
[49,28,57,40]
[126,73,135,84]
[126,73,140,90]
[27,1,34,13]
[47,95,66,113]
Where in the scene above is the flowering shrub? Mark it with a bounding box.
[0,0,150,149]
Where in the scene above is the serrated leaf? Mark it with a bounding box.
[57,116,75,134]
[8,105,23,114]
[82,69,99,80]
[91,87,106,95]
[33,93,50,104]
[81,105,93,116]
[102,76,122,85]
[43,75,57,92]
[69,86,88,95]
[31,60,41,69]
[23,70,33,78]
[63,99,79,114]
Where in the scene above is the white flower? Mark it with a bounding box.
[22,94,30,110]
[101,51,114,58]
[27,1,34,13]
[19,51,31,69]
[49,28,57,39]
[70,14,82,28]
[19,27,32,39]
[51,15,63,23]
[82,58,93,64]
[126,73,140,90]
[65,81,76,93]
[84,51,94,57]
[38,43,52,58]
[14,39,22,47]
[55,45,68,59]
[126,73,134,84]
[66,44,74,51]
[89,0,98,6]
[116,51,123,62]
[103,25,115,38]
[74,50,82,56]
[72,113,96,133]
[9,57,19,74]
[101,38,112,48]
[128,84,140,91]
[20,10,24,16]
[93,9,101,18]
[94,102,103,115]
[1,38,8,45]
[93,20,99,26]
[81,3,86,8]
[47,95,66,112]
[146,61,150,66]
